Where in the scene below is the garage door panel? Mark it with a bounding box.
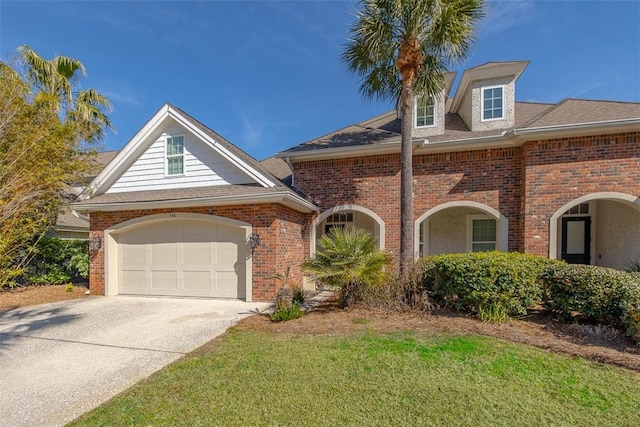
[183,271,212,291]
[150,242,178,264]
[121,243,147,265]
[150,270,178,290]
[120,270,146,292]
[183,242,212,265]
[214,271,239,297]
[216,242,240,266]
[183,222,217,241]
[117,218,247,299]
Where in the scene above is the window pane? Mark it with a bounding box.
[416,96,434,127]
[473,219,497,242]
[472,242,496,252]
[167,136,184,156]
[167,156,183,175]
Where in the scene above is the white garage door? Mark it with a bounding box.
[117,220,246,299]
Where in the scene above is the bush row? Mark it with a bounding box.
[420,252,640,342]
[21,237,89,285]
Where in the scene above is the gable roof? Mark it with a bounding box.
[279,99,640,160]
[74,104,317,213]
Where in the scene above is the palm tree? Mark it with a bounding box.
[17,45,112,142]
[343,0,484,276]
[303,227,392,307]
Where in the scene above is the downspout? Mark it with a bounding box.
[285,156,295,188]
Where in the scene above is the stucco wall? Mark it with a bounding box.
[467,76,515,132]
[595,200,640,270]
[413,91,446,138]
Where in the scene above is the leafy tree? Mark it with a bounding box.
[303,227,392,307]
[343,0,484,275]
[0,46,112,288]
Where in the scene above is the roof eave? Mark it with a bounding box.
[279,118,639,161]
[73,191,318,214]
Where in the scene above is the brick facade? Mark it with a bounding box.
[89,132,638,301]
[89,204,311,301]
[293,131,639,260]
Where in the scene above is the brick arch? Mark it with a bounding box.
[548,192,640,260]
[414,201,509,257]
[310,205,386,255]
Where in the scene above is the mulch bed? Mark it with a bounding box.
[0,284,90,311]
[237,296,640,371]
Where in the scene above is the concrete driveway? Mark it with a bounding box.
[0,296,270,427]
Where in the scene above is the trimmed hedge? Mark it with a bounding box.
[541,264,640,342]
[424,252,561,318]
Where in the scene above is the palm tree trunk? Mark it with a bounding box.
[399,81,414,277]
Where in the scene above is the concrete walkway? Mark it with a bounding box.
[0,296,269,427]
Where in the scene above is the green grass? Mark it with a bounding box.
[70,329,640,427]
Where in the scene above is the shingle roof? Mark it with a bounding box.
[76,184,288,206]
[279,99,638,155]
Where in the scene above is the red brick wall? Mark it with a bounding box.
[522,132,640,257]
[293,131,639,260]
[294,147,522,258]
[89,204,309,301]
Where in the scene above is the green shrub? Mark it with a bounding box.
[292,287,306,304]
[270,302,303,322]
[541,264,640,341]
[23,237,89,285]
[65,283,74,292]
[303,227,392,307]
[424,252,561,319]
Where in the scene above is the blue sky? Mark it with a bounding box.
[1,1,638,160]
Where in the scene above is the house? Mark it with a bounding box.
[52,150,119,239]
[74,61,640,302]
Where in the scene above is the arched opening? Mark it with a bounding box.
[310,205,385,256]
[414,201,508,258]
[549,192,640,270]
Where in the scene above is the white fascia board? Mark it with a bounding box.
[167,106,276,188]
[74,191,318,214]
[79,104,173,200]
[512,118,640,140]
[279,141,402,162]
[281,118,639,162]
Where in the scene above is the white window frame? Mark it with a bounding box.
[414,95,436,128]
[165,134,185,176]
[467,214,498,252]
[481,85,504,122]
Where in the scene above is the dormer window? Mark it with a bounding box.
[415,96,435,128]
[166,135,184,176]
[482,86,504,121]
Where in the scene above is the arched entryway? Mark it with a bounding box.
[549,192,640,270]
[414,201,508,258]
[310,205,385,255]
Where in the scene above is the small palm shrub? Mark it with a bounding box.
[303,227,392,307]
[541,264,640,342]
[270,302,303,322]
[423,252,561,321]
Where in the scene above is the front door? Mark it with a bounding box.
[561,217,591,265]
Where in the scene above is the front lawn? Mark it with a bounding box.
[71,328,640,426]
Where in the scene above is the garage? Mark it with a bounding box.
[113,216,248,299]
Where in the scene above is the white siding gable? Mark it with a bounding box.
[107,124,255,193]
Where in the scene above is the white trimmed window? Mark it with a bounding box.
[415,96,435,128]
[482,86,504,121]
[166,135,184,176]
[325,212,353,234]
[468,215,497,252]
